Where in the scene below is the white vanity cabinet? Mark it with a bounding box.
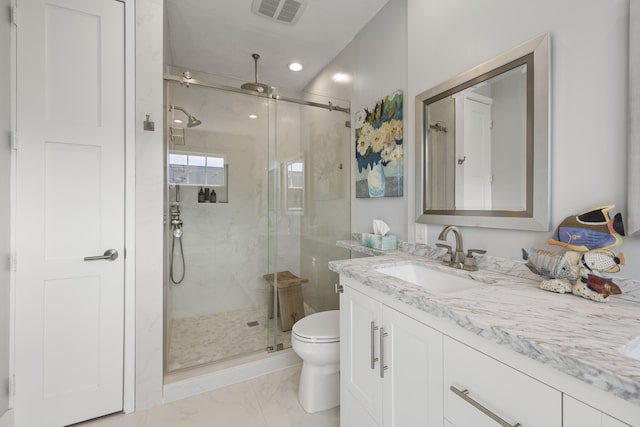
[340,285,444,427]
[338,274,640,427]
[564,395,631,427]
[443,337,561,427]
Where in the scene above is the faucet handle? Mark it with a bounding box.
[436,243,453,263]
[463,249,486,271]
[466,249,486,257]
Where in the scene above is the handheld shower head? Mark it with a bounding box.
[171,105,202,128]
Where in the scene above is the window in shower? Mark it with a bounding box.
[169,151,225,187]
[285,156,304,212]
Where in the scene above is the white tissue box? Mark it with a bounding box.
[362,233,397,250]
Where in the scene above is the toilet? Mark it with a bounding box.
[291,309,340,413]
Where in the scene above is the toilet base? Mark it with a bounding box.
[298,362,340,413]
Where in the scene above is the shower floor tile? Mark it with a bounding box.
[167,305,313,372]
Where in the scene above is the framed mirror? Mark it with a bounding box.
[628,0,640,236]
[415,33,550,231]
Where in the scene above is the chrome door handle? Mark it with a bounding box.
[84,249,118,262]
[450,386,522,427]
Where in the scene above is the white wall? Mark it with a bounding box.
[407,0,640,278]
[0,0,12,417]
[350,0,409,240]
[135,0,165,410]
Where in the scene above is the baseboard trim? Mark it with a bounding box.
[0,410,14,427]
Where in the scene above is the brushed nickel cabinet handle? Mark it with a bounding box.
[379,327,388,378]
[450,386,521,427]
[370,321,379,369]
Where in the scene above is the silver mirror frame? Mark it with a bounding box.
[628,0,640,236]
[415,33,550,231]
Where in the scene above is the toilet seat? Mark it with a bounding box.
[292,310,340,343]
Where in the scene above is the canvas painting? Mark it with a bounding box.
[354,90,403,198]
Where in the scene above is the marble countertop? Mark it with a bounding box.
[329,250,640,406]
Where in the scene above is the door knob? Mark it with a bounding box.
[84,249,119,261]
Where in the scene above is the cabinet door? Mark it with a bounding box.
[564,395,631,427]
[444,337,561,427]
[341,286,383,423]
[382,306,443,427]
[341,389,380,427]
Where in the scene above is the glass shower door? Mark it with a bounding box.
[164,80,278,372]
[270,97,351,350]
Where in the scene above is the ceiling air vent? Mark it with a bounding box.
[252,0,307,25]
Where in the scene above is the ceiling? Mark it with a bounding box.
[164,0,390,92]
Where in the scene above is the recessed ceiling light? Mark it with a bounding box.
[173,119,183,124]
[249,114,258,119]
[288,62,303,72]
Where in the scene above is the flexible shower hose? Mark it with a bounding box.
[170,233,186,284]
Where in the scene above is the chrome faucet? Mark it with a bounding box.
[436,225,486,271]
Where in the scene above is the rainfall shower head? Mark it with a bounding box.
[171,105,202,128]
[241,53,271,94]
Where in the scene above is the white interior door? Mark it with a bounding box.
[461,95,493,209]
[15,0,125,426]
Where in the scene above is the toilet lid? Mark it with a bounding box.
[292,310,340,343]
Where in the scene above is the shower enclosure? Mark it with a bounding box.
[164,75,351,373]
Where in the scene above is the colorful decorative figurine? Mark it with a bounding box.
[522,247,625,302]
[527,205,627,302]
[581,274,622,296]
[580,249,625,273]
[548,205,625,251]
[522,248,576,280]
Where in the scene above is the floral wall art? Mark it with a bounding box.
[355,90,403,198]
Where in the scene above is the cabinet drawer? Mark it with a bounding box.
[564,395,631,427]
[444,337,561,427]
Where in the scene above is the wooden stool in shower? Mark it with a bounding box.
[263,271,307,332]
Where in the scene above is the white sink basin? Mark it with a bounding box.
[620,336,640,361]
[374,263,479,293]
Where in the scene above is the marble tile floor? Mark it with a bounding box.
[167,304,314,372]
[74,365,340,427]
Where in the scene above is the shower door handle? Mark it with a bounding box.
[84,249,119,261]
